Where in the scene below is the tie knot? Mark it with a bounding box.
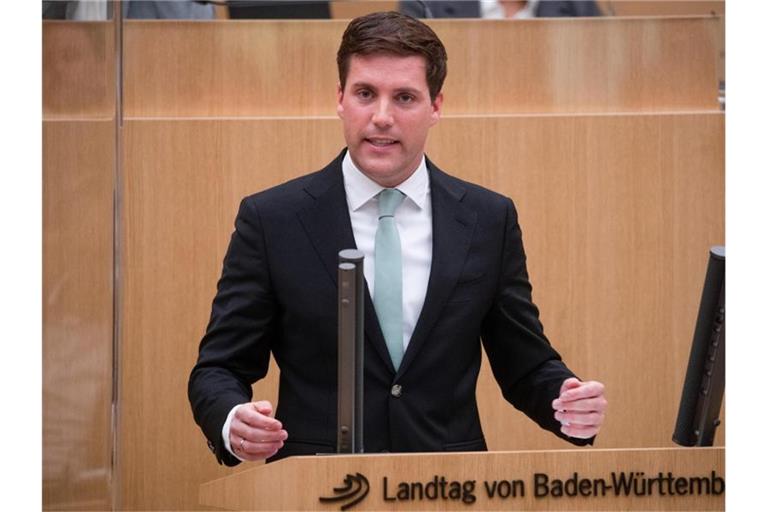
[378,188,406,217]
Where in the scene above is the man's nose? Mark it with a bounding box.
[371,99,394,128]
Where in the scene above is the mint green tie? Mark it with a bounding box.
[374,188,406,370]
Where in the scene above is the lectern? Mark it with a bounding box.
[200,447,724,510]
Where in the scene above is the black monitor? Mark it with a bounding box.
[673,246,725,446]
[228,1,331,19]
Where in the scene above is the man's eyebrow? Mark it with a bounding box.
[393,87,423,95]
[349,81,376,90]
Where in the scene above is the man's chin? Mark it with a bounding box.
[354,154,394,173]
[359,164,394,180]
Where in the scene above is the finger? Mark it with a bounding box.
[231,422,288,444]
[553,396,608,413]
[230,428,286,461]
[235,403,283,431]
[555,410,605,427]
[559,377,581,395]
[240,438,285,458]
[252,400,273,416]
[558,381,605,402]
[560,423,600,439]
[235,441,282,462]
[240,446,281,461]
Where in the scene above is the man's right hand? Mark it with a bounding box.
[229,400,288,461]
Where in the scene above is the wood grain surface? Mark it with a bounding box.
[123,16,720,117]
[201,447,725,510]
[43,22,115,119]
[43,120,115,510]
[117,112,723,509]
[331,1,398,19]
[600,1,724,17]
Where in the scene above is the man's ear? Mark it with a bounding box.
[336,83,345,119]
[430,92,444,126]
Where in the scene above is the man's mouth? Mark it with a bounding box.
[365,138,398,147]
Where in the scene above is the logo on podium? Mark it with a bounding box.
[319,472,370,510]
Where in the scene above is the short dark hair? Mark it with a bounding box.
[336,11,448,102]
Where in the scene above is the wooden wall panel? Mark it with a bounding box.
[123,21,343,118]
[43,120,115,510]
[119,112,723,509]
[331,0,398,19]
[428,113,725,450]
[601,1,724,17]
[438,16,719,114]
[123,16,719,117]
[43,22,115,119]
[117,119,345,510]
[600,1,726,87]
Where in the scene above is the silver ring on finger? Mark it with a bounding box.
[240,438,246,453]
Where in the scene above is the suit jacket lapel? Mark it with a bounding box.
[296,151,396,373]
[397,161,477,377]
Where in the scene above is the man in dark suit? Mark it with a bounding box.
[189,11,606,467]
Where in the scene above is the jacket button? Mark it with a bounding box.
[391,384,402,398]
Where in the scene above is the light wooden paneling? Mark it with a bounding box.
[123,16,720,117]
[601,1,724,17]
[599,1,726,86]
[119,112,723,509]
[117,119,345,510]
[331,0,398,19]
[427,113,725,451]
[438,17,719,113]
[43,120,115,510]
[43,22,115,119]
[122,20,342,118]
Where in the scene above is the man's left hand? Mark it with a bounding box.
[552,378,607,439]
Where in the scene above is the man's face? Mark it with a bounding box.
[337,53,443,188]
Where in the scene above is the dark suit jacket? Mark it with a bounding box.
[399,0,601,18]
[189,150,591,466]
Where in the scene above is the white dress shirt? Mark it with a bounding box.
[222,151,434,459]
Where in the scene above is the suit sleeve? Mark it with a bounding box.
[188,196,278,465]
[481,198,593,446]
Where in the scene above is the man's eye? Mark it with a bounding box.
[397,94,415,103]
[357,90,373,100]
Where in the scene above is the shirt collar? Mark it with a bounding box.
[342,150,430,211]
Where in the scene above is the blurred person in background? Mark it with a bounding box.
[400,0,601,19]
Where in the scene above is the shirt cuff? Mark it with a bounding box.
[222,403,246,462]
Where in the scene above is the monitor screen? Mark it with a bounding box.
[673,246,725,446]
